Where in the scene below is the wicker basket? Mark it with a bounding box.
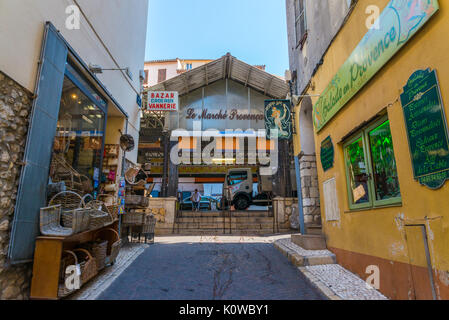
[107,205,119,221]
[142,215,156,234]
[58,250,78,298]
[86,201,114,230]
[61,208,91,234]
[90,240,108,271]
[95,228,122,265]
[108,229,122,265]
[125,195,149,207]
[122,212,144,225]
[40,205,73,237]
[49,190,85,212]
[97,194,119,221]
[73,248,97,285]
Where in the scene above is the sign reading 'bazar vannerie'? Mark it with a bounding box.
[313,0,440,132]
[148,91,179,111]
[320,136,334,172]
[401,69,449,189]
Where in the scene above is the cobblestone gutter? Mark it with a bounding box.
[0,71,33,300]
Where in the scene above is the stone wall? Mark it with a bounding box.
[151,197,177,235]
[0,71,33,299]
[273,197,297,232]
[300,155,321,225]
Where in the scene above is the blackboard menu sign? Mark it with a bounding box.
[320,136,334,172]
[400,69,449,189]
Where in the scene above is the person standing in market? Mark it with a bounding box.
[191,189,201,212]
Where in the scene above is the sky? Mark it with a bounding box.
[145,0,289,77]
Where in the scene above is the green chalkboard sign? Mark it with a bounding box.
[400,69,449,189]
[320,136,334,172]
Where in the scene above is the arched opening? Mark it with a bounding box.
[298,96,321,226]
[299,96,315,155]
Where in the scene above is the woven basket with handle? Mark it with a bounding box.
[83,239,108,271]
[86,200,114,230]
[73,248,97,285]
[95,228,122,265]
[58,250,78,298]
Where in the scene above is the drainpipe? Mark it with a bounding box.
[295,151,305,235]
[289,78,306,235]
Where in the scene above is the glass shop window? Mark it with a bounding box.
[228,171,248,186]
[50,61,107,195]
[343,116,401,210]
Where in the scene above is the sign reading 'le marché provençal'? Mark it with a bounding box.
[313,0,440,132]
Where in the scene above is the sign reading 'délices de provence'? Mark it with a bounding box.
[401,69,449,190]
[313,0,439,132]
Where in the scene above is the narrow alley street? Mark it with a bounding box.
[96,236,327,300]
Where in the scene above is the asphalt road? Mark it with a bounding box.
[97,238,327,300]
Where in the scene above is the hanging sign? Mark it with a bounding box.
[264,100,292,140]
[147,91,178,111]
[313,0,440,132]
[400,69,449,189]
[320,136,334,172]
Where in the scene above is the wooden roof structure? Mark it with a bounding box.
[148,53,289,99]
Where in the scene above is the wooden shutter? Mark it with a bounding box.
[158,69,167,83]
[8,22,67,263]
[144,70,149,84]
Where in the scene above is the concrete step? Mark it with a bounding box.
[174,229,275,235]
[305,224,323,235]
[179,211,272,218]
[175,222,274,230]
[273,238,336,267]
[291,234,327,250]
[176,217,274,223]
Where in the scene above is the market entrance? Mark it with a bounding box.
[139,55,295,234]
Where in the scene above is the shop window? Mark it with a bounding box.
[343,116,401,210]
[228,171,248,186]
[52,61,107,193]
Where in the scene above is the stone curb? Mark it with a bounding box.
[273,239,342,300]
[298,267,342,300]
[273,239,336,266]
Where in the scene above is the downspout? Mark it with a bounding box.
[289,78,306,235]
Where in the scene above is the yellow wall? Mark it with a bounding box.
[298,0,449,292]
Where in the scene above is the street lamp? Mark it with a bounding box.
[89,64,133,80]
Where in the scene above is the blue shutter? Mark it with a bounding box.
[8,23,67,263]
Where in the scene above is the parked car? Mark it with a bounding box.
[180,196,212,211]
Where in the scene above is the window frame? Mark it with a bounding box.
[158,68,167,83]
[343,132,372,210]
[343,115,402,211]
[294,0,307,47]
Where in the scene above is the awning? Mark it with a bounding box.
[148,53,289,99]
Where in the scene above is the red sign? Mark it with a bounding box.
[148,91,178,111]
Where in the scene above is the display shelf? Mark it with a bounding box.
[30,221,119,300]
